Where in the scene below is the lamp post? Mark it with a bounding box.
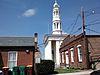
[33,33,38,75]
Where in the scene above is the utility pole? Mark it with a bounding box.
[33,33,38,75]
[81,7,85,35]
[81,7,90,69]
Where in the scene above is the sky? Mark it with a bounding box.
[0,0,100,57]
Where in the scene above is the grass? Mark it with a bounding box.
[54,67,80,74]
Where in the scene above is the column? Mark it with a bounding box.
[45,41,52,60]
[56,41,60,67]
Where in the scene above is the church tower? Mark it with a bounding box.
[44,0,67,67]
[52,0,62,34]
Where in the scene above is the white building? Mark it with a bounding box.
[44,0,67,67]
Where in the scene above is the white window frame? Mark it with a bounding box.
[70,48,74,62]
[62,52,64,63]
[8,51,17,70]
[77,45,82,62]
[35,58,40,63]
[65,51,69,65]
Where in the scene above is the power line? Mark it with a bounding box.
[38,43,44,46]
[65,6,100,35]
[69,14,80,34]
[85,6,100,13]
[65,22,74,33]
[86,28,100,34]
[71,27,82,34]
[85,21,100,27]
[88,18,100,24]
[84,6,100,17]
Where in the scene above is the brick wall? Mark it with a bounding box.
[1,51,8,67]
[60,35,89,69]
[1,49,33,67]
[60,35,100,69]
[17,51,33,66]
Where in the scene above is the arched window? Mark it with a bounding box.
[56,10,58,15]
[77,45,82,62]
[62,52,64,63]
[54,23,56,29]
[53,11,56,16]
[70,48,74,62]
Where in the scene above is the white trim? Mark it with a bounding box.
[8,51,18,70]
[77,44,82,47]
[70,48,74,50]
[70,48,74,62]
[77,45,82,62]
[62,52,64,63]
[65,51,69,65]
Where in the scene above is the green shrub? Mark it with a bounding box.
[36,60,55,74]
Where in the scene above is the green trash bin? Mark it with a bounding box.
[12,66,19,75]
[19,66,26,75]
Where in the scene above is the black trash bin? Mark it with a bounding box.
[2,67,9,75]
[8,70,12,75]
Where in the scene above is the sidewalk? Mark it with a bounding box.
[52,70,93,75]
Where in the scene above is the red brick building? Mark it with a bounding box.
[60,34,100,69]
[0,37,35,70]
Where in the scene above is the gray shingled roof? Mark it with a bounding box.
[0,37,34,46]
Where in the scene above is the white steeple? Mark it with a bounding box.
[55,0,57,3]
[52,0,62,35]
[44,0,67,68]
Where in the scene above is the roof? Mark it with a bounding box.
[44,34,67,43]
[53,0,59,8]
[0,37,34,46]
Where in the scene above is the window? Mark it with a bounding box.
[65,51,69,65]
[62,52,64,63]
[56,10,58,15]
[57,23,58,29]
[8,51,17,70]
[35,58,40,63]
[53,11,55,16]
[70,48,74,62]
[77,45,82,62]
[54,23,56,29]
